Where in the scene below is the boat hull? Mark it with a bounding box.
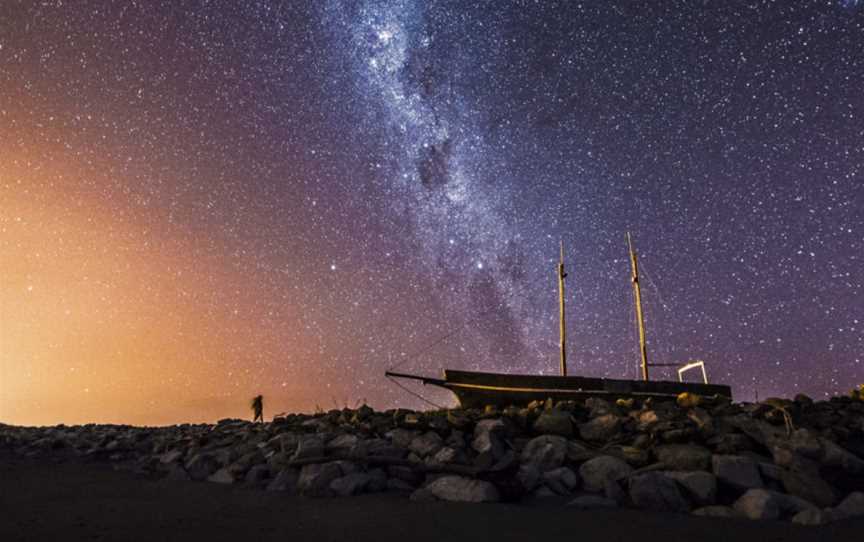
[440,369,732,408]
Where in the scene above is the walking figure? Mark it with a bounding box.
[251,395,264,423]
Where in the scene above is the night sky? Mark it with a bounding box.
[1,1,862,426]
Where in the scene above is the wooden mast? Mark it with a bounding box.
[628,233,649,381]
[558,240,568,376]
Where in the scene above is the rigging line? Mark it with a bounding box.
[385,375,444,409]
[386,302,509,372]
[639,260,669,312]
[639,259,672,367]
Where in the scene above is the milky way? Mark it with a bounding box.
[1,1,862,425]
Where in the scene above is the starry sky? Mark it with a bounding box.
[1,1,862,426]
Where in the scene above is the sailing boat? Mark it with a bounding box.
[385,234,732,408]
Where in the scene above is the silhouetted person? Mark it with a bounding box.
[251,395,264,423]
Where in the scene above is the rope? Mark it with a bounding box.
[384,302,508,408]
[385,374,445,409]
[386,302,507,372]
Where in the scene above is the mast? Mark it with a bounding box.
[558,240,568,377]
[627,232,649,381]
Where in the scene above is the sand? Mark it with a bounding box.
[1,451,857,542]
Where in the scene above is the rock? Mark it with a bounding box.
[728,415,786,449]
[298,462,343,497]
[408,432,443,457]
[654,444,712,471]
[708,433,754,454]
[568,495,619,509]
[609,446,649,467]
[661,428,697,443]
[663,471,717,506]
[326,434,359,453]
[520,435,567,472]
[579,455,633,493]
[447,410,471,430]
[472,418,507,462]
[330,472,373,496]
[354,404,374,422]
[792,508,826,526]
[585,398,614,418]
[779,467,836,508]
[604,479,626,504]
[366,468,387,492]
[712,455,763,491]
[687,408,714,434]
[159,450,184,464]
[794,394,814,407]
[733,489,816,520]
[629,472,690,513]
[424,475,500,503]
[184,453,220,481]
[429,446,464,465]
[244,464,270,485]
[531,485,559,499]
[207,467,235,484]
[541,467,579,495]
[291,436,325,461]
[788,429,821,459]
[819,438,864,473]
[533,411,573,437]
[517,465,541,492]
[733,489,780,520]
[388,429,420,449]
[831,491,864,520]
[692,505,741,518]
[578,414,621,441]
[637,410,659,427]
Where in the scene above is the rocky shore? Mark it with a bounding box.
[3,394,863,526]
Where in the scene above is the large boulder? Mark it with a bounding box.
[244,464,270,485]
[654,444,712,471]
[520,435,568,472]
[578,414,622,441]
[206,467,235,484]
[733,489,780,520]
[291,436,325,461]
[830,491,864,521]
[330,472,373,497]
[298,462,343,497]
[733,489,817,520]
[579,455,633,493]
[779,468,836,508]
[184,453,221,481]
[712,455,763,491]
[533,411,574,437]
[629,472,690,513]
[663,471,717,506]
[541,467,580,495]
[472,419,507,464]
[424,475,500,503]
[819,438,864,474]
[408,432,443,457]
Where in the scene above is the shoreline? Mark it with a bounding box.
[2,450,861,542]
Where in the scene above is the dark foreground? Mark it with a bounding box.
[1,452,859,542]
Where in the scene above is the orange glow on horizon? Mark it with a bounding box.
[1,138,321,426]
